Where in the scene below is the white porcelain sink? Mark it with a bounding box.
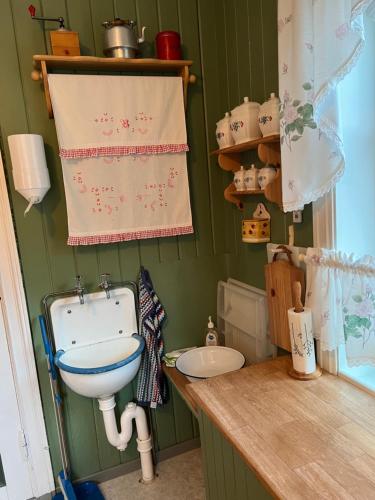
[50,286,142,399]
[55,335,144,398]
[176,346,245,382]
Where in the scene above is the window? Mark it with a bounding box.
[335,14,375,393]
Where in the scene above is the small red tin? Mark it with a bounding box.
[155,31,182,60]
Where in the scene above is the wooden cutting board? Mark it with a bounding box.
[264,246,305,351]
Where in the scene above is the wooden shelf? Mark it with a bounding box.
[214,134,282,209]
[224,184,266,208]
[31,55,196,118]
[211,134,280,155]
[233,189,264,195]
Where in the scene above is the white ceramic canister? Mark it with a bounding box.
[244,164,258,191]
[233,166,246,191]
[258,92,280,137]
[230,97,261,145]
[215,112,234,149]
[258,164,277,190]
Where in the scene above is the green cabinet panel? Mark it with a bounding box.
[198,411,273,500]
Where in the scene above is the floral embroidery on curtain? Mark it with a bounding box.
[305,248,375,367]
[278,0,374,211]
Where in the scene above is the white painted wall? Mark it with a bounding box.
[336,16,375,256]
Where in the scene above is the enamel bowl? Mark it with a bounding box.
[176,346,245,382]
[55,335,144,398]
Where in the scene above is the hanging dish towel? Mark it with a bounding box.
[136,267,168,408]
[62,153,193,245]
[48,74,188,158]
[48,74,193,245]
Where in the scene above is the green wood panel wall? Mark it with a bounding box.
[199,411,273,500]
[0,0,312,484]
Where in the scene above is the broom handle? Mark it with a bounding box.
[39,315,70,478]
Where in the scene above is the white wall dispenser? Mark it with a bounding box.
[7,134,50,215]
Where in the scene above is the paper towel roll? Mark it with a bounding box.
[8,134,50,215]
[287,307,316,374]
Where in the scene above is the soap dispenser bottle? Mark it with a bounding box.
[205,316,219,346]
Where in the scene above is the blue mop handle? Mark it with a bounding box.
[39,315,58,381]
[39,315,77,499]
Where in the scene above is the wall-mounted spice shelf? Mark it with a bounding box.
[224,184,265,207]
[211,134,282,209]
[31,55,196,118]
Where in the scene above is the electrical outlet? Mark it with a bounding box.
[292,210,303,223]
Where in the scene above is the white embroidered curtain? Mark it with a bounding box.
[278,0,373,212]
[305,248,375,367]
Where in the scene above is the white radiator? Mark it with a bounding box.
[217,278,275,365]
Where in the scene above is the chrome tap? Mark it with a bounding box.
[99,273,111,299]
[75,275,85,305]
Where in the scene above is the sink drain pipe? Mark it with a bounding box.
[98,396,154,483]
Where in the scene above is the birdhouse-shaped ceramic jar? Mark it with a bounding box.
[215,112,234,149]
[258,92,280,137]
[242,203,270,243]
[230,97,261,145]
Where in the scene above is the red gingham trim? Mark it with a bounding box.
[67,225,194,246]
[60,144,189,159]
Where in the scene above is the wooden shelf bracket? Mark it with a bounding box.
[31,55,196,118]
[214,135,283,209]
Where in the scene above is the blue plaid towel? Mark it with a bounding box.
[136,267,168,408]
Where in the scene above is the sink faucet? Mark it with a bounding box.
[75,275,85,305]
[99,273,111,299]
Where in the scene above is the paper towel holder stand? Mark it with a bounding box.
[288,280,322,381]
[288,364,322,380]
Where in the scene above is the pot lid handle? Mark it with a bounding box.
[102,18,136,27]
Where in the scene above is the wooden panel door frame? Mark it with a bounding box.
[0,152,54,498]
[312,191,338,375]
[0,299,34,500]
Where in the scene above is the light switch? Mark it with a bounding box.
[292,210,303,223]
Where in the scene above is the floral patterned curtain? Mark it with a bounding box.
[305,248,375,367]
[278,0,373,212]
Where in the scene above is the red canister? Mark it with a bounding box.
[155,31,182,60]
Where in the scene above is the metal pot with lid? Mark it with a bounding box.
[102,18,146,58]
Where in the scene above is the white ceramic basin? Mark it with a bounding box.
[55,335,144,398]
[176,346,245,382]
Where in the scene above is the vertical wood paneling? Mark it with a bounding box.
[199,410,273,500]
[0,0,313,484]
[171,386,194,443]
[212,424,226,500]
[89,0,115,57]
[155,0,180,263]
[197,0,227,257]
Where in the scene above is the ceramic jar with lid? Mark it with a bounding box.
[258,92,280,137]
[258,164,277,189]
[215,112,234,149]
[242,203,271,244]
[244,164,258,191]
[230,97,261,145]
[233,166,246,191]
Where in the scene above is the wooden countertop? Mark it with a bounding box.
[186,357,375,500]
